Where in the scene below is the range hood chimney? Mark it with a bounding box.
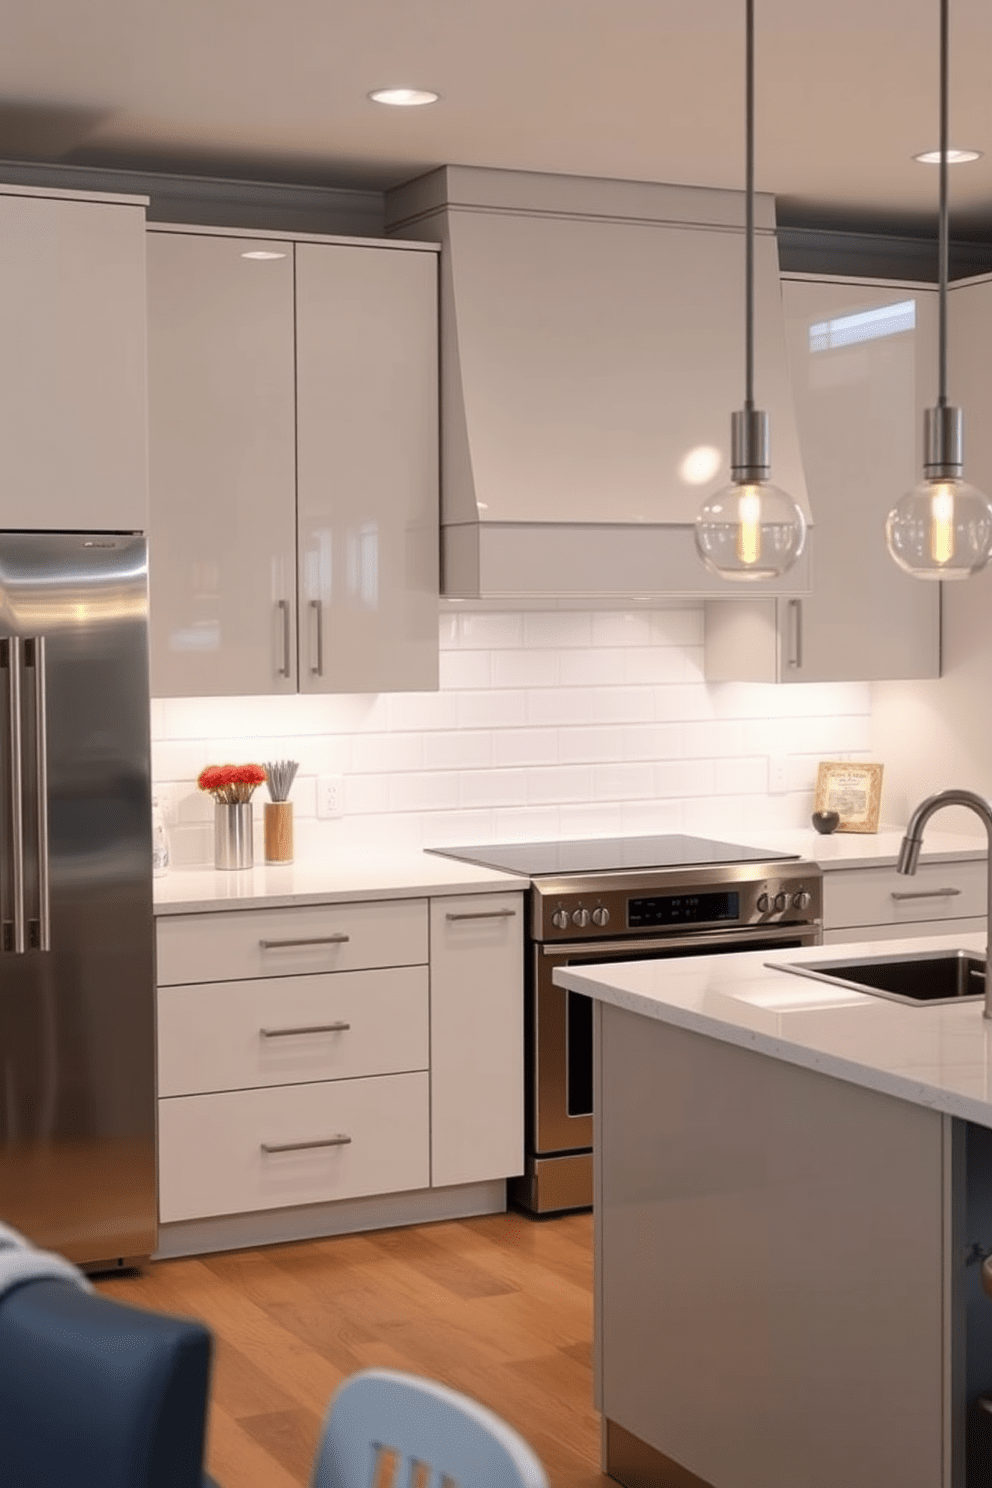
[385,167,811,602]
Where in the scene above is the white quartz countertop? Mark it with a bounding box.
[152,828,985,914]
[556,930,992,1129]
[153,852,528,915]
[740,825,986,870]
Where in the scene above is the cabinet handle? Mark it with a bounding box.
[260,1134,352,1154]
[277,599,291,678]
[310,599,324,676]
[445,908,517,922]
[258,933,351,949]
[787,599,802,669]
[1,638,25,953]
[260,1021,351,1037]
[890,887,962,901]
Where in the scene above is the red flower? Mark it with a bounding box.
[197,763,267,804]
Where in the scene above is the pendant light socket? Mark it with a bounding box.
[731,408,770,482]
[923,404,963,478]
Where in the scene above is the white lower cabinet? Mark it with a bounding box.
[155,889,525,1237]
[159,1073,430,1222]
[822,858,986,944]
[429,894,525,1188]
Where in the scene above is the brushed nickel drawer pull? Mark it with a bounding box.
[260,1021,351,1037]
[258,934,351,949]
[445,908,517,922]
[890,887,962,901]
[261,1134,352,1154]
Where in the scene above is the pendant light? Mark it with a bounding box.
[885,0,992,579]
[695,0,806,581]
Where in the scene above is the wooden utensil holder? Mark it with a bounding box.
[264,801,293,863]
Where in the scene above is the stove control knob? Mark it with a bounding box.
[773,892,788,912]
[572,907,591,929]
[756,892,771,913]
[551,909,571,931]
[792,890,811,912]
[591,907,610,927]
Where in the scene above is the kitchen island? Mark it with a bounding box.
[556,931,992,1488]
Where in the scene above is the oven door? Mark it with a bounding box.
[531,921,822,1160]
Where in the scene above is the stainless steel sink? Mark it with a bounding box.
[770,948,986,1007]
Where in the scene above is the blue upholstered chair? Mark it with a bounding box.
[0,1272,218,1488]
[309,1367,549,1488]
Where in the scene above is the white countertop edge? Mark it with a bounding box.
[153,855,529,915]
[557,930,992,1129]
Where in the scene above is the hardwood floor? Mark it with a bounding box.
[95,1209,612,1487]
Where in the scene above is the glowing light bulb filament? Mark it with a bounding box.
[737,486,762,566]
[929,483,955,565]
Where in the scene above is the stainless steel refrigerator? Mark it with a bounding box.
[0,532,156,1270]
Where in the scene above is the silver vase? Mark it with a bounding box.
[214,801,253,870]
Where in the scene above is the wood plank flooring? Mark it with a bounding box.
[95,1209,612,1488]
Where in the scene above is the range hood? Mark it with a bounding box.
[385,166,811,602]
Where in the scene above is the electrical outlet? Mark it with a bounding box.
[767,754,789,795]
[317,773,344,819]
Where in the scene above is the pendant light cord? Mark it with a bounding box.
[938,0,949,408]
[744,0,755,411]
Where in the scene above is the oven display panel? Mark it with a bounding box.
[627,891,740,928]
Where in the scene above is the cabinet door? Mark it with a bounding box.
[146,232,297,696]
[705,278,941,683]
[429,894,524,1188]
[0,191,148,532]
[296,243,439,693]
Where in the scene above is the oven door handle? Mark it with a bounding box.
[542,923,819,957]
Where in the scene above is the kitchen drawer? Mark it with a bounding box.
[822,860,986,932]
[158,965,429,1097]
[158,1071,429,1221]
[823,917,986,946]
[156,898,428,985]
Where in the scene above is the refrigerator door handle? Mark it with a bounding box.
[26,636,50,952]
[2,637,26,953]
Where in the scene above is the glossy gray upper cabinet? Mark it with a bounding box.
[146,227,439,698]
[705,276,941,683]
[0,186,149,533]
[147,231,298,697]
[295,242,439,695]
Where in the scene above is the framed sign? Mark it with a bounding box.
[814,761,884,834]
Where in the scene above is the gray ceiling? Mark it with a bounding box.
[3,0,992,239]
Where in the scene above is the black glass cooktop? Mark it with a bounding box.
[426,833,798,878]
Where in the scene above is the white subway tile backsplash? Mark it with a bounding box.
[460,768,530,810]
[591,762,656,801]
[152,608,873,862]
[458,689,529,730]
[559,727,624,765]
[493,728,560,767]
[523,611,592,648]
[591,611,654,647]
[422,731,493,770]
[459,611,526,650]
[439,649,493,691]
[526,765,594,805]
[389,772,460,814]
[492,649,560,689]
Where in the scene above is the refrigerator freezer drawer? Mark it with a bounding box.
[157,965,430,1096]
[157,1071,430,1221]
[156,898,429,985]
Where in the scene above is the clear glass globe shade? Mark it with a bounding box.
[694,480,807,581]
[885,477,992,580]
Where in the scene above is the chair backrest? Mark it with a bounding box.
[0,1276,215,1488]
[310,1368,549,1488]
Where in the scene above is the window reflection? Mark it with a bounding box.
[809,300,915,353]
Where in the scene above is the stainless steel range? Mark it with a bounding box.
[428,834,823,1214]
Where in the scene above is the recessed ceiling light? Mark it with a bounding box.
[368,88,440,107]
[913,147,982,164]
[241,250,287,260]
